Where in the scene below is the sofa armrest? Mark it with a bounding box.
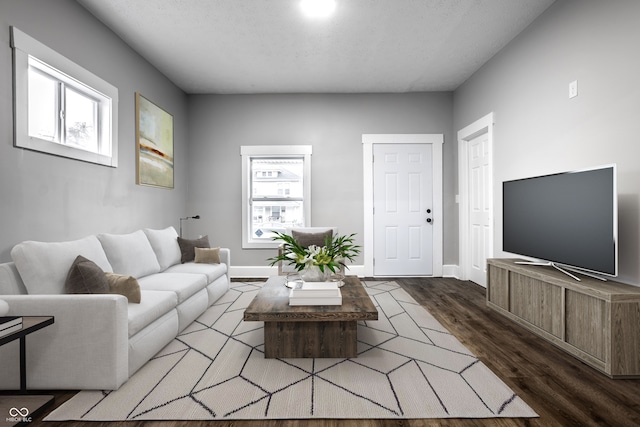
[219,247,230,273]
[0,294,129,390]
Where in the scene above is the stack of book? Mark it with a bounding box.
[0,316,23,338]
[289,281,342,306]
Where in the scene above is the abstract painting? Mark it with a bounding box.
[136,93,174,188]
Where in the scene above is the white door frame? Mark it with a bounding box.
[457,113,494,282]
[362,134,443,277]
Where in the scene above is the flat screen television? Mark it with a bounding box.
[502,164,617,279]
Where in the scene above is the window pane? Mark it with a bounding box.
[251,158,304,198]
[250,158,305,241]
[65,88,98,152]
[14,28,118,167]
[251,200,304,240]
[28,68,58,142]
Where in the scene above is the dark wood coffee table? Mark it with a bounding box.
[243,276,378,358]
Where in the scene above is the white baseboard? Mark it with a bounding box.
[230,264,458,279]
[443,264,461,279]
[230,265,367,279]
[229,265,276,278]
[344,265,366,277]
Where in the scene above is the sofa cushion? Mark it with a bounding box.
[0,262,28,295]
[11,235,113,295]
[105,273,141,303]
[137,272,208,304]
[195,247,220,264]
[98,230,161,278]
[143,227,181,271]
[127,290,177,337]
[164,261,227,284]
[65,255,110,295]
[177,235,210,263]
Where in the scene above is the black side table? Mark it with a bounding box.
[0,316,55,426]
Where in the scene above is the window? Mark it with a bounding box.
[11,27,118,167]
[241,145,312,248]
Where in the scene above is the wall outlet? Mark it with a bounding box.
[569,80,578,98]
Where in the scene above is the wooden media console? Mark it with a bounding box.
[487,258,640,378]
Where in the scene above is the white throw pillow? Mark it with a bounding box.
[143,227,181,271]
[98,230,161,278]
[11,235,113,295]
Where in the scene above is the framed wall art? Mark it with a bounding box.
[135,92,174,189]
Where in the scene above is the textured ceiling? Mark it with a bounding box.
[77,0,555,94]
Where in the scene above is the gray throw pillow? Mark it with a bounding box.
[292,230,333,248]
[177,235,210,263]
[65,255,110,295]
[105,273,141,303]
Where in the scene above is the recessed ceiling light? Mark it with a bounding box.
[300,0,336,18]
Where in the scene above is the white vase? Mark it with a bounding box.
[301,265,332,282]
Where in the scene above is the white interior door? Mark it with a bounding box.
[373,143,433,276]
[458,113,494,287]
[468,133,491,286]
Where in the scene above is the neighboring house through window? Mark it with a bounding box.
[11,27,118,167]
[241,145,312,248]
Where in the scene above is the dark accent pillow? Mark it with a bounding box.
[65,255,110,295]
[105,273,141,303]
[177,235,210,263]
[292,229,333,248]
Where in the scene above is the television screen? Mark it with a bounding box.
[503,165,617,277]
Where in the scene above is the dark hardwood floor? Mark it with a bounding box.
[20,277,640,427]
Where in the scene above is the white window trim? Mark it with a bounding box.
[11,27,118,167]
[241,145,312,249]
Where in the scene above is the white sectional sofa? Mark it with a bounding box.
[0,226,230,391]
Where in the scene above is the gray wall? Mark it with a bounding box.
[0,0,189,262]
[187,93,456,268]
[453,0,640,284]
[12,0,629,281]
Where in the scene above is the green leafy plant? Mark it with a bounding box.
[268,232,361,273]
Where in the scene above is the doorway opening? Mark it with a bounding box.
[457,113,494,287]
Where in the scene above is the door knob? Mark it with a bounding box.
[426,218,432,223]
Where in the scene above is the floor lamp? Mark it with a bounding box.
[179,215,200,237]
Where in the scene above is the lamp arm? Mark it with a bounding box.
[178,215,200,237]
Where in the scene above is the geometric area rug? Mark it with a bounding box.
[46,281,537,421]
